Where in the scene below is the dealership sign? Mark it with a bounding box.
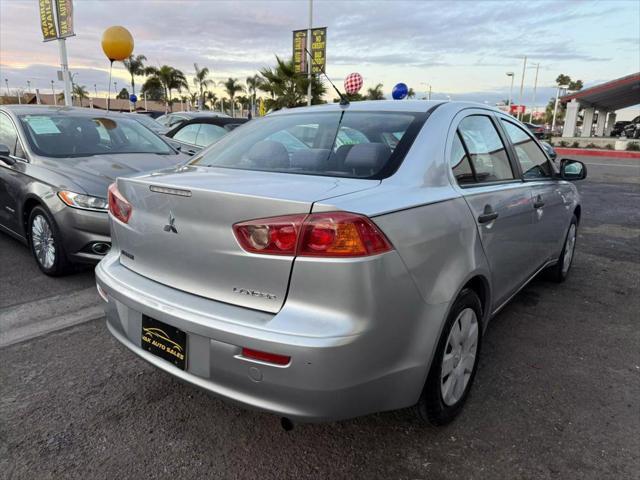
[293,27,327,75]
[510,104,525,114]
[38,0,74,42]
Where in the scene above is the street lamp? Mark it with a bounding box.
[551,84,570,134]
[4,78,9,95]
[26,80,32,93]
[506,72,515,111]
[51,80,57,106]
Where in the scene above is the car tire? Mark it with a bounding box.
[546,215,578,283]
[28,205,72,276]
[414,288,483,425]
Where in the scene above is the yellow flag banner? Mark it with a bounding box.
[39,0,58,42]
[310,27,326,74]
[56,0,75,38]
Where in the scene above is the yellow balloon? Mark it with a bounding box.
[101,26,134,61]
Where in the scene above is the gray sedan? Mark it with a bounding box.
[96,100,586,425]
[0,105,187,275]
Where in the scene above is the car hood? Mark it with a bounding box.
[41,152,188,198]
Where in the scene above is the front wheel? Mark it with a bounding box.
[414,288,482,425]
[546,215,578,283]
[28,206,72,276]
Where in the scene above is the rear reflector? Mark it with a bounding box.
[233,212,392,257]
[241,348,291,366]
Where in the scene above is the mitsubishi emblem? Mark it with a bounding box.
[163,211,178,233]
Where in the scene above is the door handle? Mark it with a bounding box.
[533,195,545,209]
[478,205,499,224]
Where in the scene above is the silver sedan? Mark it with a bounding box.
[96,100,586,425]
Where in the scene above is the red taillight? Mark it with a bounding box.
[108,183,132,223]
[233,212,392,257]
[241,348,290,366]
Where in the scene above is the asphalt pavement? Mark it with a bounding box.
[1,156,639,479]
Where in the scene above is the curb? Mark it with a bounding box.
[555,148,640,159]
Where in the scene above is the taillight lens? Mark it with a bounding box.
[241,348,290,366]
[108,183,132,224]
[233,212,392,257]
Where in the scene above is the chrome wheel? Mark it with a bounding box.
[441,307,479,406]
[562,224,577,275]
[31,214,56,269]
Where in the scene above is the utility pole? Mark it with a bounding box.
[51,80,57,106]
[551,84,569,134]
[26,80,32,93]
[58,38,72,106]
[307,0,313,106]
[517,56,527,120]
[506,72,515,112]
[530,63,539,123]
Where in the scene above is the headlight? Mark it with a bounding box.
[58,191,108,211]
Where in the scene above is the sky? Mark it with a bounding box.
[0,0,638,112]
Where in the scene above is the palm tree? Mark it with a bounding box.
[193,63,214,110]
[122,54,147,96]
[220,77,245,117]
[407,88,416,99]
[245,74,262,115]
[72,84,89,107]
[205,91,218,111]
[145,65,187,111]
[236,95,252,117]
[366,83,385,100]
[258,56,326,110]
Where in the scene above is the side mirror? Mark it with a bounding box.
[0,144,16,166]
[560,158,587,181]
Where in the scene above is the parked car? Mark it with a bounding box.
[96,100,585,425]
[610,120,630,137]
[0,105,187,275]
[155,111,230,130]
[622,116,640,138]
[165,117,249,155]
[540,141,557,161]
[127,113,170,135]
[523,122,547,139]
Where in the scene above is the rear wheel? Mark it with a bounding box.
[415,288,482,425]
[546,215,578,283]
[28,206,72,276]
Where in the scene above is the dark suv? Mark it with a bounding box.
[622,116,640,139]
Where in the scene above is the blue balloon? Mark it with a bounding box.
[129,94,138,103]
[392,83,408,100]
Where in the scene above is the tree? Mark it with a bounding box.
[258,56,326,110]
[193,63,214,109]
[145,65,187,111]
[122,54,147,95]
[541,74,585,125]
[141,76,163,101]
[205,91,218,110]
[366,83,385,100]
[72,84,88,107]
[116,87,130,100]
[220,77,245,117]
[246,74,262,114]
[407,88,416,99]
[236,95,252,116]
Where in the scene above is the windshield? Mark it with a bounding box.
[19,114,174,157]
[191,111,422,179]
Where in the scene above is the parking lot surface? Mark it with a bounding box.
[1,157,638,479]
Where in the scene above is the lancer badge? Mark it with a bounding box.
[163,211,178,233]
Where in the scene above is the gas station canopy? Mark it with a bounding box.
[561,72,640,111]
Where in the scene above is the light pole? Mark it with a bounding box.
[94,84,98,98]
[530,63,540,123]
[51,80,57,106]
[551,84,569,134]
[506,72,515,112]
[517,56,527,120]
[4,78,9,96]
[26,80,32,93]
[70,72,79,105]
[306,0,313,106]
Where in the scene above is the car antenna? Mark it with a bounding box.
[304,47,349,106]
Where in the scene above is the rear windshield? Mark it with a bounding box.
[19,114,174,158]
[191,111,423,178]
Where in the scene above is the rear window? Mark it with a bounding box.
[191,111,424,179]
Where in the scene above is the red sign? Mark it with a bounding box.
[510,104,525,114]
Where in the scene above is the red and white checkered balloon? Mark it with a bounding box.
[344,73,363,95]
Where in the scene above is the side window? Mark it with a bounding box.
[458,115,514,183]
[172,124,200,144]
[501,120,552,179]
[450,132,475,185]
[195,124,227,147]
[0,113,19,156]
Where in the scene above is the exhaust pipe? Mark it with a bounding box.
[280,417,294,431]
[91,242,111,255]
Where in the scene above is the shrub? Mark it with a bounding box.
[559,140,569,147]
[571,141,580,148]
[604,143,614,150]
[585,142,598,149]
[626,142,640,151]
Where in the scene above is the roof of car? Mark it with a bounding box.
[0,105,130,117]
[176,117,248,126]
[169,111,231,118]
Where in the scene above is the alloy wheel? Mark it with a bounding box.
[441,307,479,406]
[31,214,56,269]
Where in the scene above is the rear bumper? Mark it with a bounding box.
[96,251,449,422]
